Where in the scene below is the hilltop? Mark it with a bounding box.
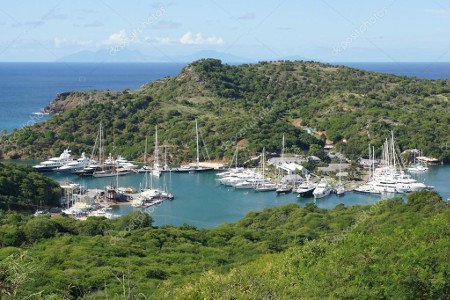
[1,59,449,163]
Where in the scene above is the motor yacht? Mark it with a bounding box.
[56,152,97,174]
[33,149,74,172]
[313,179,331,199]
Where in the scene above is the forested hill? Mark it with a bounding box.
[1,59,449,162]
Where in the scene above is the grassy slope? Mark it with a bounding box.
[0,191,448,299]
[171,193,449,299]
[2,59,449,162]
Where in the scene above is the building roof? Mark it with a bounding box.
[318,163,350,173]
[268,156,306,166]
[277,162,305,172]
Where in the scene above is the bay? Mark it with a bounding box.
[41,165,449,228]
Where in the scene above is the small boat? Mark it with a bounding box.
[89,207,113,218]
[234,181,256,189]
[407,163,428,173]
[255,182,277,192]
[34,209,49,216]
[175,165,196,172]
[93,167,130,177]
[335,184,345,196]
[313,179,331,199]
[276,184,292,194]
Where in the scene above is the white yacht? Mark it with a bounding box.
[235,180,258,189]
[56,152,97,174]
[313,179,331,199]
[33,149,74,172]
[93,167,131,178]
[295,175,316,198]
[254,148,277,192]
[407,163,428,173]
[115,155,138,169]
[355,134,430,194]
[255,181,277,192]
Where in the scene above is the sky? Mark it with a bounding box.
[0,0,450,62]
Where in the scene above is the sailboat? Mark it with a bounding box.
[92,124,130,178]
[355,132,429,194]
[255,148,277,192]
[276,134,292,194]
[176,119,213,172]
[138,136,152,173]
[152,126,162,177]
[407,150,428,173]
[75,123,109,176]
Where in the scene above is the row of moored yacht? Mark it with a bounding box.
[355,133,432,194]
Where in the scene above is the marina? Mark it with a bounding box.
[40,164,450,228]
[22,130,448,228]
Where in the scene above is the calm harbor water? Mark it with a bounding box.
[40,165,449,228]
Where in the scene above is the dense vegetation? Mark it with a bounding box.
[0,163,61,211]
[0,191,448,299]
[1,59,449,163]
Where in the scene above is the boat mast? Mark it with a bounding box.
[368,144,372,179]
[144,136,148,165]
[164,145,168,169]
[262,148,265,180]
[391,131,396,172]
[154,125,159,169]
[195,119,200,168]
[235,144,238,169]
[99,122,104,169]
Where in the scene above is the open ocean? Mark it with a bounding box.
[0,62,449,132]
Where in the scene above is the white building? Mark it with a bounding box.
[276,162,308,176]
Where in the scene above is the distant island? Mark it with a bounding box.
[1,59,449,164]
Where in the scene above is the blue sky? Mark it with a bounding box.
[1,0,449,62]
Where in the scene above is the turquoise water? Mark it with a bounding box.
[41,165,449,228]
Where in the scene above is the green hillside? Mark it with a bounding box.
[1,59,449,163]
[0,163,61,211]
[0,191,448,298]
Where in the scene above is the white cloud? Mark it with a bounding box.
[103,29,129,46]
[180,32,224,45]
[145,36,174,45]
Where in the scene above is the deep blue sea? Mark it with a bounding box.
[342,62,450,80]
[0,63,184,132]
